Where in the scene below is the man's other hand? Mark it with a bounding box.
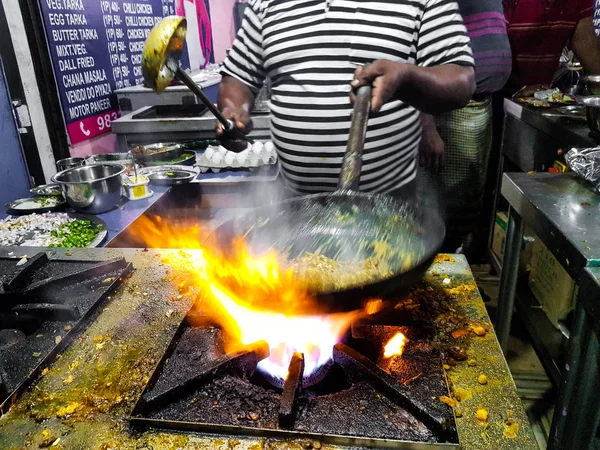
[216,107,253,136]
[419,114,444,173]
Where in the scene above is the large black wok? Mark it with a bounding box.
[214,86,445,312]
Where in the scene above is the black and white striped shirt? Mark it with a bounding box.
[222,0,474,193]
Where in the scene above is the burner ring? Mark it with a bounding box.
[259,358,333,389]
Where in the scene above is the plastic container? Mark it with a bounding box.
[122,175,153,200]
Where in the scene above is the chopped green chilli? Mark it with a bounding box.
[49,220,103,248]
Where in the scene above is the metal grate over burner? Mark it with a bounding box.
[130,312,459,449]
[0,252,133,413]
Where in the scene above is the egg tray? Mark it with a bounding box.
[196,143,277,173]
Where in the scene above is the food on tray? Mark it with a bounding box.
[516,97,551,107]
[287,252,394,291]
[132,145,168,156]
[548,90,574,103]
[144,151,196,166]
[11,196,62,210]
[49,219,103,248]
[516,88,575,107]
[0,213,103,247]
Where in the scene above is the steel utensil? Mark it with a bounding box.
[132,143,185,163]
[584,75,600,95]
[52,164,125,214]
[578,96,600,134]
[56,157,85,172]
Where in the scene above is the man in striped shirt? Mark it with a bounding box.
[217,0,475,195]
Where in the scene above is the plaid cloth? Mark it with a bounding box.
[433,97,493,236]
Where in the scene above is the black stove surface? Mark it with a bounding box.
[130,312,458,448]
[0,252,133,413]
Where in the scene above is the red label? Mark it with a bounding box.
[66,109,121,144]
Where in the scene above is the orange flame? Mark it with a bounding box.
[383,332,408,358]
[131,215,359,381]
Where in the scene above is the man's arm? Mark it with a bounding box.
[352,61,475,115]
[217,1,265,135]
[572,16,600,75]
[419,113,444,172]
[216,75,255,135]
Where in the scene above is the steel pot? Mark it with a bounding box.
[52,164,125,214]
[579,96,600,135]
[56,157,85,172]
[584,75,600,95]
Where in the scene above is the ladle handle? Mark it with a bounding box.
[338,85,372,191]
[175,66,233,131]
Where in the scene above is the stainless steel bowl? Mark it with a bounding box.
[56,157,85,172]
[52,164,125,214]
[578,96,600,134]
[584,75,600,95]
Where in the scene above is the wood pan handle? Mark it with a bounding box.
[338,85,372,191]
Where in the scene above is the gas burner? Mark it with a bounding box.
[130,312,458,448]
[0,252,133,413]
[259,358,332,390]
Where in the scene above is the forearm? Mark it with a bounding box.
[398,65,475,114]
[217,75,256,112]
[572,17,600,76]
[420,113,437,131]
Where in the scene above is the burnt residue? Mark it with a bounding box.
[133,315,457,445]
[0,250,538,450]
[0,255,132,403]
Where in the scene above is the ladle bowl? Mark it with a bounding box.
[141,16,252,151]
[142,15,187,93]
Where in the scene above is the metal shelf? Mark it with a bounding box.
[488,246,564,386]
[514,282,564,387]
[488,249,502,276]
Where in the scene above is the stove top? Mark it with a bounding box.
[0,252,133,413]
[130,308,458,449]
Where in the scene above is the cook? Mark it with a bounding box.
[216,0,475,195]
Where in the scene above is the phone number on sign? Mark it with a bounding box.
[66,110,120,144]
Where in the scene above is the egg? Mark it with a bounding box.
[264,141,275,152]
[236,152,247,165]
[216,146,227,156]
[252,141,264,153]
[224,152,236,166]
[204,147,215,160]
[248,154,260,166]
[211,153,224,165]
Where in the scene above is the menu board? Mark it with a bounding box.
[40,0,178,144]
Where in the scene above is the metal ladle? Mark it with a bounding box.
[141,16,251,151]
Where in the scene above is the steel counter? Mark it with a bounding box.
[495,172,600,449]
[501,99,596,173]
[549,267,600,449]
[489,99,599,262]
[97,170,279,247]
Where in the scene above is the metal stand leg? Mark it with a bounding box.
[568,332,600,449]
[548,302,588,450]
[495,207,522,354]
